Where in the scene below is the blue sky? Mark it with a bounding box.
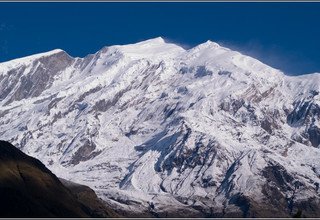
[0,2,319,75]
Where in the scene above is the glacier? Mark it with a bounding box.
[0,37,320,217]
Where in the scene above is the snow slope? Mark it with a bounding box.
[1,37,320,217]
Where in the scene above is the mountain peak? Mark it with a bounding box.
[0,49,69,67]
[184,40,224,58]
[111,37,185,60]
[193,40,221,51]
[19,49,67,60]
[204,40,220,47]
[28,49,70,60]
[138,37,166,45]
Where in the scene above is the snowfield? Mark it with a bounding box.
[1,37,320,217]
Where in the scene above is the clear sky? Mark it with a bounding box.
[0,2,319,75]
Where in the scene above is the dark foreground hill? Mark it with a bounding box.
[0,140,119,218]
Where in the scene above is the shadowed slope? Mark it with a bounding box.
[0,140,118,217]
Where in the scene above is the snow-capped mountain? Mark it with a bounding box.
[1,37,320,217]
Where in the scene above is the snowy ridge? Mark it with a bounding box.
[1,37,320,217]
[113,37,185,60]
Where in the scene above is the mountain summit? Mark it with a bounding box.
[0,38,320,217]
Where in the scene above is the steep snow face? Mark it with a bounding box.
[1,37,320,217]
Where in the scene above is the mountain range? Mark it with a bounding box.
[0,37,319,217]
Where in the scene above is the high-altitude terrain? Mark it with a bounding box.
[0,37,319,217]
[0,140,118,217]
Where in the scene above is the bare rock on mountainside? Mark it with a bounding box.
[59,178,120,217]
[0,140,119,218]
